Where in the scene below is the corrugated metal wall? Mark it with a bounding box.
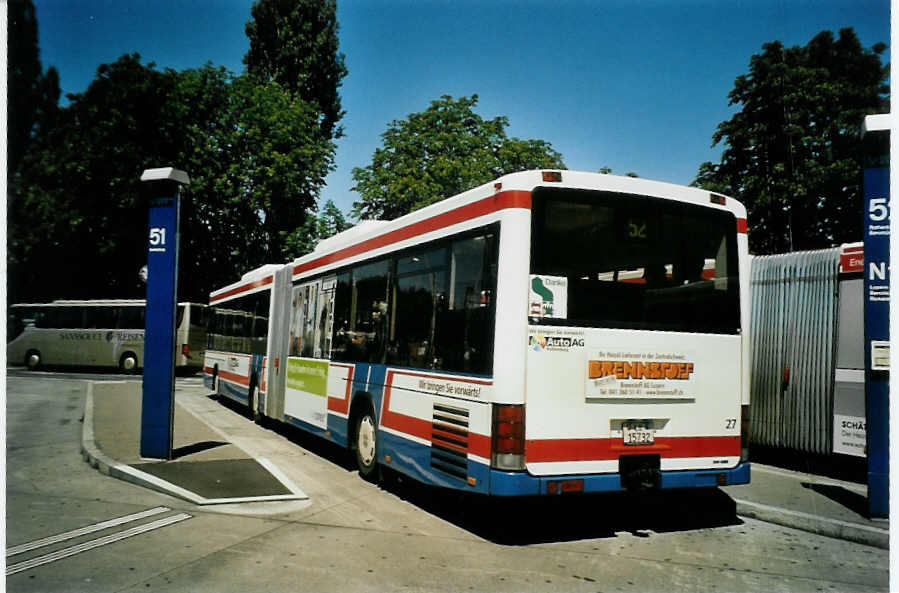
[749,247,840,454]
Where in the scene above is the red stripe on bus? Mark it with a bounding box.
[736,218,748,234]
[380,369,492,459]
[468,433,491,459]
[326,364,355,414]
[210,276,273,304]
[525,436,740,462]
[293,190,531,277]
[217,368,250,387]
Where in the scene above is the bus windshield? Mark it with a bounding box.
[529,187,740,334]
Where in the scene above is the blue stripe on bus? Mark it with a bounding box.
[219,380,248,404]
[348,362,387,422]
[487,462,751,496]
[379,430,489,495]
[284,413,330,439]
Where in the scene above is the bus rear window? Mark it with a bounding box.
[529,188,740,334]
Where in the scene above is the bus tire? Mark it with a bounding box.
[248,374,263,424]
[25,350,41,371]
[353,404,379,482]
[119,352,139,374]
[211,366,219,395]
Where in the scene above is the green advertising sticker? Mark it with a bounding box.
[286,359,329,396]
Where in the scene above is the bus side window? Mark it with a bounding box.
[331,272,352,361]
[390,246,449,369]
[435,231,498,374]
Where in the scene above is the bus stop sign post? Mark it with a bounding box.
[139,167,190,460]
[861,115,890,519]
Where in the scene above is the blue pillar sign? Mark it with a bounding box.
[139,167,190,460]
[861,115,889,518]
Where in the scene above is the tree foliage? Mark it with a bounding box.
[244,0,347,142]
[286,199,351,256]
[9,56,334,303]
[351,95,566,220]
[8,0,60,176]
[10,1,347,304]
[694,28,888,254]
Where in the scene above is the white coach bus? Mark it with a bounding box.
[206,170,751,496]
[8,300,207,373]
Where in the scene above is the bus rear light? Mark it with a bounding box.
[542,171,562,182]
[492,404,525,471]
[181,344,190,358]
[740,404,750,462]
[710,193,727,205]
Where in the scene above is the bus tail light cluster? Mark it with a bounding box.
[181,344,190,358]
[491,404,525,471]
[740,404,750,462]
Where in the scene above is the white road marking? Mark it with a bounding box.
[7,513,191,575]
[7,506,171,557]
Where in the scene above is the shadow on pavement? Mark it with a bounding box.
[379,469,742,545]
[801,482,870,519]
[209,392,742,545]
[211,393,357,472]
[172,440,230,459]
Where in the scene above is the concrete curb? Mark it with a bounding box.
[734,499,889,549]
[81,381,307,505]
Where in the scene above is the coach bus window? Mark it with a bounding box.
[530,188,740,334]
[389,246,449,369]
[119,306,144,329]
[85,307,116,329]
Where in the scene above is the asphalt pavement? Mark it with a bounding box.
[80,377,889,550]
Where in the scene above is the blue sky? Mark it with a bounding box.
[33,0,889,218]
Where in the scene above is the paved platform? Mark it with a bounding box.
[81,380,307,505]
[81,379,889,548]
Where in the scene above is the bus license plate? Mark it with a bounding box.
[623,423,654,445]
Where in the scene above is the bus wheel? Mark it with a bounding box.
[247,376,263,424]
[25,350,41,371]
[354,407,379,481]
[119,352,139,374]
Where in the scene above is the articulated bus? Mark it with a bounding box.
[8,300,207,373]
[205,170,751,496]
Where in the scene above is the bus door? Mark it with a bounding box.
[263,266,292,420]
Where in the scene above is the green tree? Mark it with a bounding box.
[286,199,351,256]
[244,0,347,141]
[9,56,334,303]
[694,28,888,254]
[8,0,60,176]
[351,95,565,220]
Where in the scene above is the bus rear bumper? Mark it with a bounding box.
[488,462,751,496]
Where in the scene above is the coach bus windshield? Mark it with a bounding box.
[529,187,740,334]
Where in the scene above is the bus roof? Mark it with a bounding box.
[209,263,280,304]
[11,300,205,307]
[287,170,747,281]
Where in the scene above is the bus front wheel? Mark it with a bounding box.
[354,407,379,481]
[119,352,139,374]
[25,350,41,371]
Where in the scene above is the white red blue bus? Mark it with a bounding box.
[8,300,207,372]
[205,170,751,495]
